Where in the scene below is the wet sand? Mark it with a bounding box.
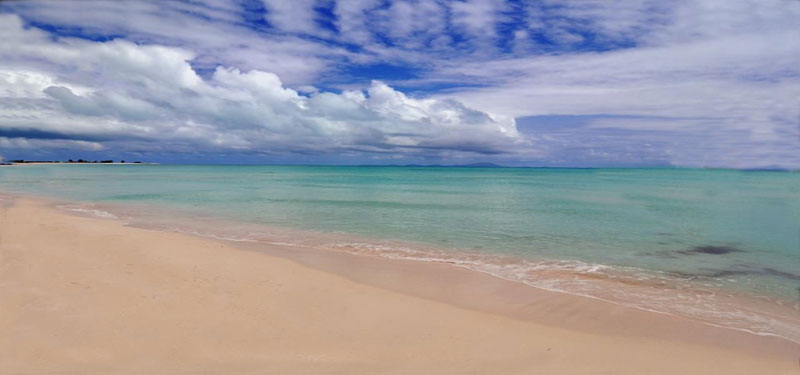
[1,197,798,374]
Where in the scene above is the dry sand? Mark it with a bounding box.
[1,197,798,374]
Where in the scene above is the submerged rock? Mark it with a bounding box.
[677,245,743,255]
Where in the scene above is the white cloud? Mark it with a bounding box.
[426,0,800,168]
[0,1,350,86]
[262,0,321,35]
[374,0,448,49]
[0,14,525,160]
[523,0,667,47]
[333,0,381,45]
[0,137,104,151]
[451,0,507,38]
[1,1,798,168]
[0,70,80,98]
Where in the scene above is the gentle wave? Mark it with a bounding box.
[57,204,119,219]
[54,200,800,345]
[325,241,800,344]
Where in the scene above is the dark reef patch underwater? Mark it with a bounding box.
[642,245,745,258]
[678,245,743,255]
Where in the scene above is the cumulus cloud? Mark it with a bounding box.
[0,13,526,161]
[1,1,798,168]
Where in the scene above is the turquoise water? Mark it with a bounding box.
[1,164,799,340]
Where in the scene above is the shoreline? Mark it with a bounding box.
[43,191,800,346]
[7,190,800,345]
[1,194,799,373]
[240,239,800,353]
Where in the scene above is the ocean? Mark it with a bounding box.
[1,164,798,341]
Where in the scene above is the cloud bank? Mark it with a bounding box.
[0,14,525,162]
[0,0,798,168]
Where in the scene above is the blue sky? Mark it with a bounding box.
[0,0,798,168]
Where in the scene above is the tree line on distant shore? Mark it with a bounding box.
[6,159,142,164]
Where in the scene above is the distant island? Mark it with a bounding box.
[3,159,143,165]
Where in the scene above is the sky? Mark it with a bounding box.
[0,0,798,168]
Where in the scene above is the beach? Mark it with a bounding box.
[1,196,798,374]
[3,0,797,372]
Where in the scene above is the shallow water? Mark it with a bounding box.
[2,164,799,341]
